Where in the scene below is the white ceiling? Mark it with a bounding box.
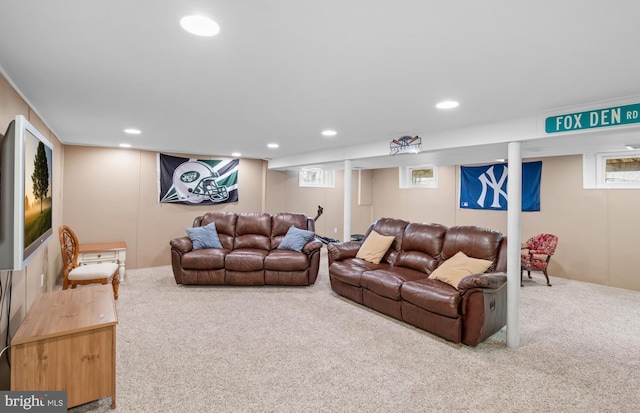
[1,1,640,170]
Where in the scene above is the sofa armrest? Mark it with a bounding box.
[303,239,323,254]
[457,271,507,295]
[170,236,193,253]
[327,241,362,262]
[459,272,508,346]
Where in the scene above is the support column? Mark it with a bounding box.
[343,159,352,243]
[507,141,522,349]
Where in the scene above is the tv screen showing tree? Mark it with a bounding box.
[1,115,54,270]
[23,128,53,258]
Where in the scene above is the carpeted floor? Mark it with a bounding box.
[70,250,640,412]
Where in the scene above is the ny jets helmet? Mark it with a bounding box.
[163,161,229,203]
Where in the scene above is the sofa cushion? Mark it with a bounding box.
[361,267,429,300]
[401,278,462,318]
[367,217,410,265]
[395,223,446,273]
[394,251,440,275]
[186,222,223,249]
[181,248,227,270]
[356,230,395,264]
[271,213,311,249]
[401,222,447,256]
[199,211,237,249]
[235,213,272,250]
[277,225,315,252]
[264,250,309,271]
[429,251,492,289]
[329,259,386,287]
[441,226,502,269]
[225,249,268,271]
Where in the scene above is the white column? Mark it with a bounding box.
[507,141,522,349]
[343,159,352,243]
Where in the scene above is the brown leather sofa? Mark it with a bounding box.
[170,212,323,286]
[327,218,508,346]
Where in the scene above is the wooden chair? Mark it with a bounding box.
[521,233,558,287]
[59,225,120,299]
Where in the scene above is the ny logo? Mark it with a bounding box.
[477,165,507,208]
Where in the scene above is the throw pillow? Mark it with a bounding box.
[355,230,395,264]
[186,222,223,250]
[278,225,315,252]
[429,251,492,289]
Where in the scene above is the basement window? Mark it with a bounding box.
[298,168,335,188]
[399,166,438,188]
[596,151,640,188]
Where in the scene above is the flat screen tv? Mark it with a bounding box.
[0,115,54,271]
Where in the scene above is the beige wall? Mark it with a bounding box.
[0,75,64,389]
[370,156,640,291]
[261,160,640,291]
[268,169,373,241]
[372,165,458,226]
[62,148,266,269]
[62,151,376,273]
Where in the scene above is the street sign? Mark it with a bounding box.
[545,103,640,133]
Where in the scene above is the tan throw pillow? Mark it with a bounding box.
[355,230,395,264]
[429,251,493,289]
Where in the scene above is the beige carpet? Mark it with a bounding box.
[70,250,640,412]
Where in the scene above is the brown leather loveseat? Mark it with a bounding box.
[170,211,323,286]
[327,218,507,346]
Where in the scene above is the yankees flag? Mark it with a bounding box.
[159,154,239,204]
[460,161,542,211]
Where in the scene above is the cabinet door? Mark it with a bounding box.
[11,327,115,408]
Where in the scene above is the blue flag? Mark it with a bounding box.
[460,161,542,211]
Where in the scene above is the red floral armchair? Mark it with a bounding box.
[521,233,558,286]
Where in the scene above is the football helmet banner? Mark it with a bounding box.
[159,154,239,204]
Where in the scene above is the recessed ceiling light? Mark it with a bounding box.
[119,143,132,148]
[624,144,640,150]
[436,100,460,109]
[123,128,141,135]
[267,143,279,149]
[180,15,220,37]
[231,152,241,157]
[322,130,337,137]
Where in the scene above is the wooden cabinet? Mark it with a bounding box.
[11,285,117,409]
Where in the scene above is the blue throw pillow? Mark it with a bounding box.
[277,225,315,252]
[186,222,223,250]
